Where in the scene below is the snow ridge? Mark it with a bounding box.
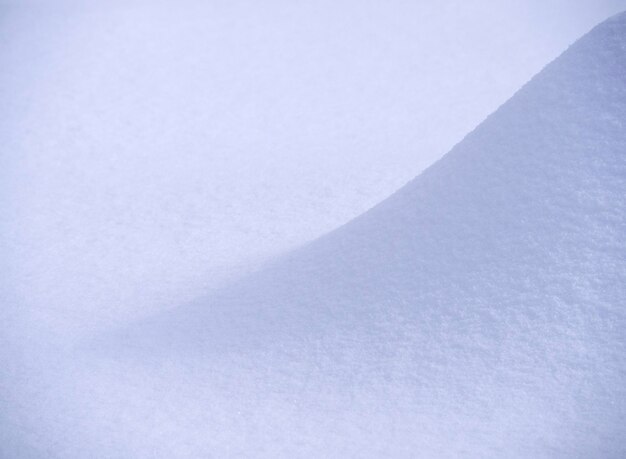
[108,11,626,458]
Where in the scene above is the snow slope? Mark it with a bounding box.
[2,6,626,459]
[101,10,626,457]
[2,0,625,337]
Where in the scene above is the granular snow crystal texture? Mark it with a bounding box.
[2,7,626,459]
[2,0,624,338]
[114,11,626,458]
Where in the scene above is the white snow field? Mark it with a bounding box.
[2,10,625,458]
[1,0,625,339]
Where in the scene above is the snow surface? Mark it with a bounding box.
[2,9,625,458]
[2,0,625,338]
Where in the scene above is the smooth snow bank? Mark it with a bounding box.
[2,0,625,336]
[102,11,626,457]
[2,7,626,459]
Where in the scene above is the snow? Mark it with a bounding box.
[99,12,626,457]
[2,3,626,458]
[2,0,625,337]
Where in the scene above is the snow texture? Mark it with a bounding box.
[1,4,626,459]
[104,11,626,457]
[1,0,624,337]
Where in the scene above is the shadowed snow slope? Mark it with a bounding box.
[4,1,626,335]
[5,10,625,459]
[113,11,626,457]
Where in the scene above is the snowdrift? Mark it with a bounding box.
[2,9,625,459]
[109,11,626,457]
